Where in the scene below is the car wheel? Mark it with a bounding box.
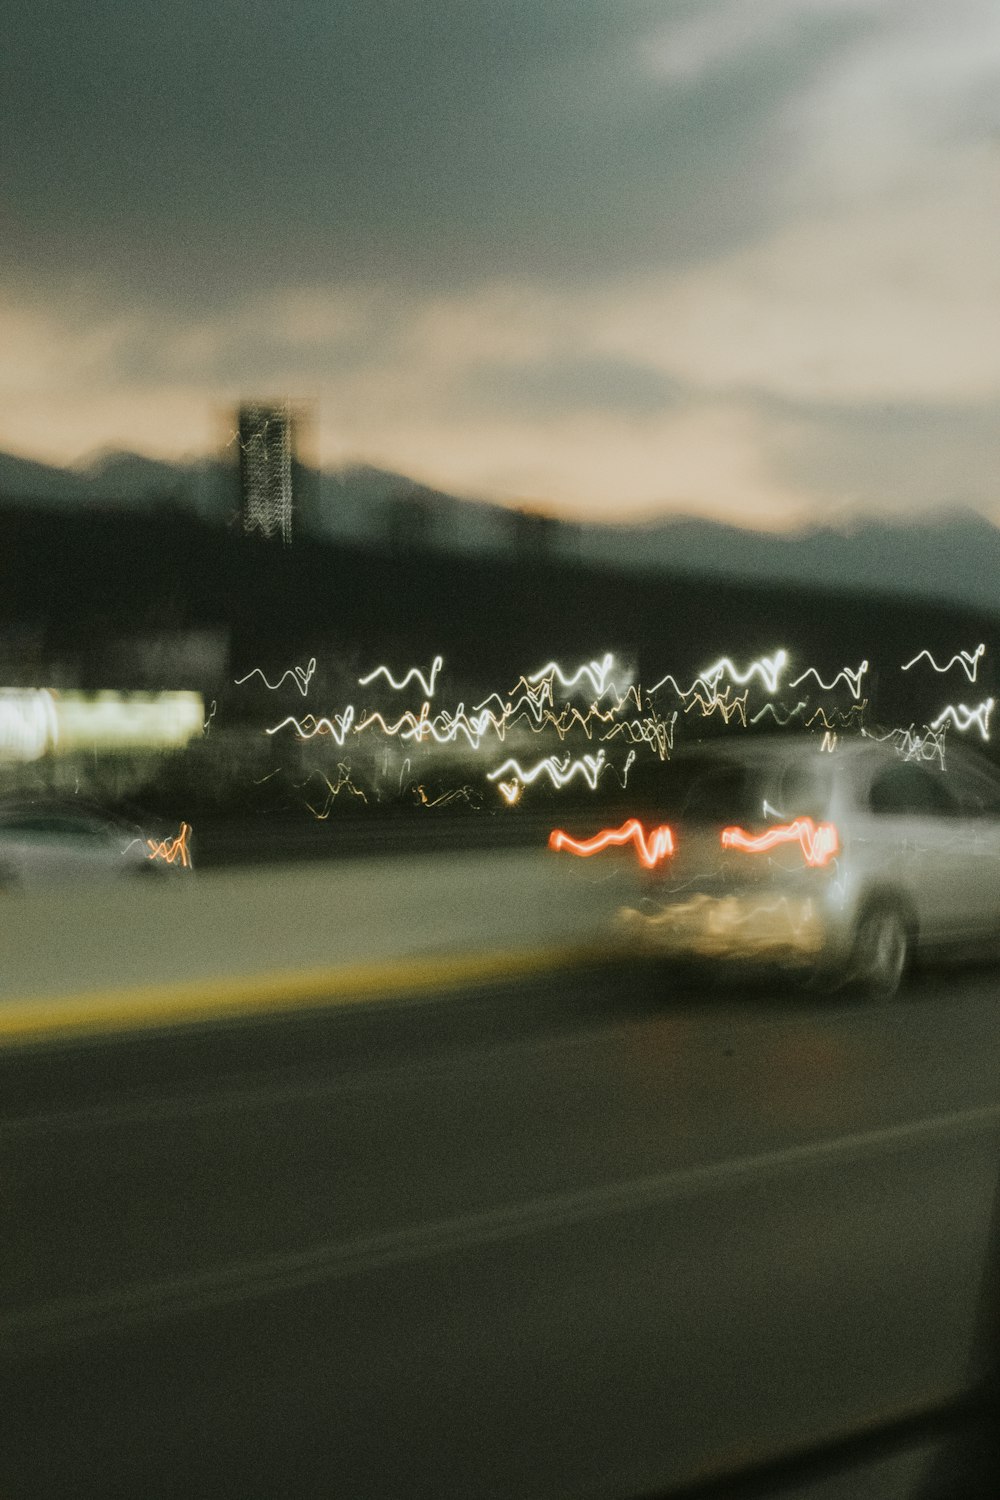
[852,902,910,1000]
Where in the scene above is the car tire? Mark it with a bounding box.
[851,901,911,1001]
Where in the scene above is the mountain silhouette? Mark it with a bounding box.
[1,447,997,613]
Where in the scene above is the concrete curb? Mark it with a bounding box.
[0,941,617,1049]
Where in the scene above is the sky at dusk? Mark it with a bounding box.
[2,0,998,528]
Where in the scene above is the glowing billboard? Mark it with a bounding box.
[0,690,204,761]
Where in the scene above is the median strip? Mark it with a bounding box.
[0,941,615,1048]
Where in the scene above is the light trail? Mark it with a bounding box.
[721,817,839,868]
[609,750,638,788]
[526,653,615,697]
[864,723,948,767]
[487,750,608,791]
[266,707,356,746]
[542,703,616,741]
[359,655,443,697]
[355,706,425,739]
[146,822,192,869]
[474,680,551,727]
[624,892,822,953]
[414,784,482,809]
[601,711,676,760]
[234,658,317,697]
[247,639,967,811]
[548,818,676,870]
[420,703,502,750]
[902,644,985,682]
[750,701,807,726]
[806,701,867,729]
[300,765,368,817]
[790,661,868,699]
[358,701,495,750]
[604,684,643,713]
[647,672,703,698]
[426,705,486,749]
[931,699,995,740]
[684,687,748,727]
[699,650,788,694]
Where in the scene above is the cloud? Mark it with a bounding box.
[639,0,883,85]
[756,393,1000,518]
[777,0,1000,201]
[456,357,685,421]
[582,151,1000,406]
[1,1,997,528]
[1,0,874,307]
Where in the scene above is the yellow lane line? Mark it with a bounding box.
[0,942,615,1048]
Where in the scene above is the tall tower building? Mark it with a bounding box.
[237,401,294,544]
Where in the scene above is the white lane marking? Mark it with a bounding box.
[6,1103,1000,1354]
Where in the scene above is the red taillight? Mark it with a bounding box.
[720,817,838,868]
[548,819,675,870]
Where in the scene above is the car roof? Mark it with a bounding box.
[668,732,1000,778]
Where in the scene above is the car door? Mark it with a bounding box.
[864,760,969,947]
[939,756,1000,943]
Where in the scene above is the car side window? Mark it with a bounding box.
[869,763,957,817]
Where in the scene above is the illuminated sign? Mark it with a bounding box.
[0,690,59,762]
[0,690,204,761]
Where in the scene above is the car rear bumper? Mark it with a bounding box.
[617,891,835,963]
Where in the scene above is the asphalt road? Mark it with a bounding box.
[4,963,1000,1499]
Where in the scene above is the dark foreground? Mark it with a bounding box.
[4,963,1000,1499]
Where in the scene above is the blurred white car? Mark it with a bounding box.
[621,735,1000,997]
[0,801,192,888]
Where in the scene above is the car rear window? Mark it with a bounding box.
[662,754,830,826]
[776,760,834,822]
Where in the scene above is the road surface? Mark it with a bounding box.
[3,962,1000,1498]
